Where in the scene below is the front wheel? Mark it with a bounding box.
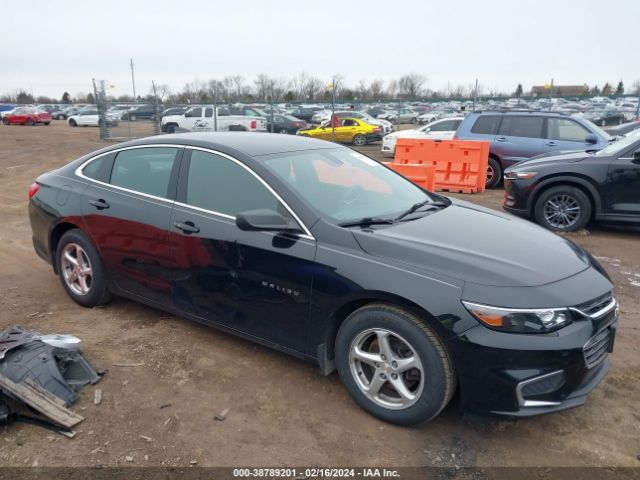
[335,304,455,425]
[57,114,65,120]
[410,117,418,124]
[534,185,591,232]
[1,117,8,125]
[486,157,502,189]
[26,118,35,126]
[129,114,137,121]
[279,128,289,134]
[56,229,111,307]
[352,134,366,146]
[69,119,77,127]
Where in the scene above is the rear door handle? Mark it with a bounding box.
[546,141,557,146]
[89,199,109,210]
[496,137,508,142]
[174,221,200,234]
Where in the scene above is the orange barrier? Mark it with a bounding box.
[387,163,435,191]
[394,139,490,193]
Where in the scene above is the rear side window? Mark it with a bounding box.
[110,147,179,198]
[430,120,459,132]
[547,118,590,142]
[471,116,501,134]
[204,108,213,118]
[82,152,115,182]
[185,150,279,216]
[498,116,544,138]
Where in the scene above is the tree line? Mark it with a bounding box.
[2,74,640,105]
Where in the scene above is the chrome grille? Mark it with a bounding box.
[583,328,612,369]
[575,293,614,317]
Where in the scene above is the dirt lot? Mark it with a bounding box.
[0,122,639,468]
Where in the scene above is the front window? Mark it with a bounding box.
[261,148,442,223]
[186,150,280,216]
[546,118,589,142]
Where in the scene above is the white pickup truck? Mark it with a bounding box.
[161,105,267,133]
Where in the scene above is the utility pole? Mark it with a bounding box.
[473,78,478,111]
[130,58,137,103]
[330,79,338,142]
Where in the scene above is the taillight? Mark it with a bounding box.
[251,120,257,129]
[374,128,381,133]
[28,182,40,200]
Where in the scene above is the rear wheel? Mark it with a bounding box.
[56,229,111,307]
[26,118,35,126]
[129,114,137,121]
[57,114,65,120]
[410,117,418,124]
[279,128,289,134]
[44,122,51,126]
[353,134,366,146]
[486,157,502,189]
[335,303,455,425]
[534,185,592,232]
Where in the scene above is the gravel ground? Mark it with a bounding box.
[0,121,638,468]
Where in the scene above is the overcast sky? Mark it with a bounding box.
[2,0,639,99]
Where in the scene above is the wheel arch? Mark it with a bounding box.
[318,291,450,375]
[49,221,83,274]
[528,175,601,218]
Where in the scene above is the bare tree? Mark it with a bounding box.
[369,79,384,100]
[398,73,426,99]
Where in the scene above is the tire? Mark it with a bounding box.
[44,122,51,126]
[56,229,111,307]
[129,114,137,121]
[353,134,366,146]
[1,117,7,125]
[335,303,455,426]
[279,128,289,134]
[69,119,77,127]
[410,117,418,124]
[57,114,65,120]
[26,118,34,126]
[486,157,502,189]
[534,185,592,232]
[166,124,176,134]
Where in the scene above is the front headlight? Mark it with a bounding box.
[504,171,537,180]
[462,301,573,333]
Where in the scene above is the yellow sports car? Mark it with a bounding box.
[297,117,382,146]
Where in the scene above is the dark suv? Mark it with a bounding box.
[455,111,613,188]
[504,131,640,232]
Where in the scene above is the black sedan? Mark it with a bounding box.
[121,104,160,121]
[29,133,617,425]
[266,114,307,134]
[504,131,640,232]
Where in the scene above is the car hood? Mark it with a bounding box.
[389,129,422,138]
[351,199,590,287]
[508,150,592,170]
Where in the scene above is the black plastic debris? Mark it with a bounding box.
[0,326,102,433]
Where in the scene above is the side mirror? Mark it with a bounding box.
[585,133,598,144]
[236,209,300,232]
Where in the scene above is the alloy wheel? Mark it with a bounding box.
[349,328,424,410]
[543,194,581,229]
[61,243,93,296]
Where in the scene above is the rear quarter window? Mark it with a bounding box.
[81,152,116,182]
[470,116,501,134]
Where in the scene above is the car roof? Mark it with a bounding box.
[120,132,337,157]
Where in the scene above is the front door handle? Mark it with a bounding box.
[89,199,109,210]
[496,137,508,142]
[546,141,557,146]
[174,221,200,234]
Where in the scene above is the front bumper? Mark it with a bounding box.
[503,178,535,218]
[449,299,618,418]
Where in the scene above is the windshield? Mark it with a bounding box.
[261,147,443,224]
[596,130,640,156]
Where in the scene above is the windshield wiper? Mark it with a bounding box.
[394,200,447,222]
[339,217,395,228]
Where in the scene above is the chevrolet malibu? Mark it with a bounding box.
[28,133,618,425]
